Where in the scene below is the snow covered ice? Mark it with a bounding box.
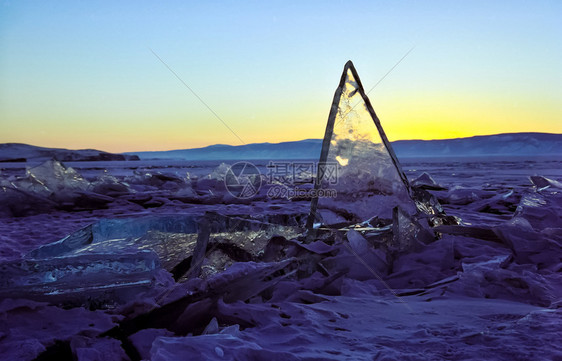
[0,61,561,360]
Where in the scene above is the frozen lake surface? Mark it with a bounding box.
[0,155,560,360]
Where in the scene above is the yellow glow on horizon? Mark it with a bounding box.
[2,1,561,154]
[376,92,562,142]
[1,90,560,153]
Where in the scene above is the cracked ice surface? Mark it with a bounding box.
[0,157,560,360]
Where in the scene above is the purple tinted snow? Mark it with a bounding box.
[0,298,117,360]
[0,157,561,360]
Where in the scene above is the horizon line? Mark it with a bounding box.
[2,131,560,154]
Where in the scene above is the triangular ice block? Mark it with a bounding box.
[391,206,435,252]
[307,61,417,228]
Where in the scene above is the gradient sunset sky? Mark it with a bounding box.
[1,1,560,152]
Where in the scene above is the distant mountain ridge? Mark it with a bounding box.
[1,133,559,163]
[128,139,323,161]
[128,133,562,160]
[0,143,139,162]
[392,133,562,158]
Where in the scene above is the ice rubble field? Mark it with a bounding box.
[0,156,561,360]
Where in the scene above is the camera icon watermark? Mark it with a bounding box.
[224,162,262,199]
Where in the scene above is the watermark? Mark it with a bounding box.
[266,161,339,186]
[224,161,339,199]
[224,162,262,199]
[267,186,337,199]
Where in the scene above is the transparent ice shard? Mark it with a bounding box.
[307,61,417,227]
[208,163,231,181]
[7,214,301,305]
[174,183,197,198]
[411,172,445,190]
[25,214,301,279]
[91,174,132,196]
[27,215,201,260]
[0,161,122,214]
[7,177,52,198]
[390,206,434,252]
[529,175,562,190]
[0,251,160,306]
[26,159,90,195]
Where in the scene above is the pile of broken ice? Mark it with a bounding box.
[0,159,277,217]
[1,177,560,359]
[0,61,560,360]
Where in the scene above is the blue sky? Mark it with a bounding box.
[1,1,560,152]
